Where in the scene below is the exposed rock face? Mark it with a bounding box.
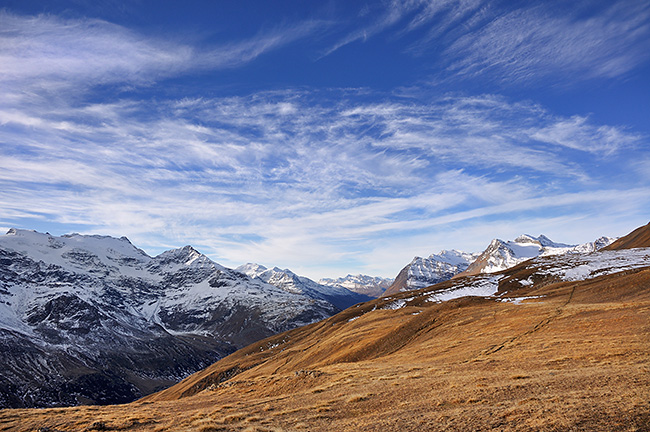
[0,229,336,408]
[383,250,479,296]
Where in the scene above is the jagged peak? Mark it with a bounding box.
[153,245,217,268]
[486,238,506,250]
[270,266,287,273]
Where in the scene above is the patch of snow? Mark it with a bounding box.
[380,296,417,310]
[563,265,593,281]
[426,275,501,303]
[542,247,650,282]
[497,295,544,305]
[382,299,407,310]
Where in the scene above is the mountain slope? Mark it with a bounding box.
[604,222,650,250]
[236,264,373,309]
[383,250,479,296]
[149,244,650,402]
[0,229,337,408]
[8,225,649,431]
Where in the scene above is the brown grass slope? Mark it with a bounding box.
[3,251,649,432]
[604,221,650,250]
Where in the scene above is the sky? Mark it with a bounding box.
[1,0,649,280]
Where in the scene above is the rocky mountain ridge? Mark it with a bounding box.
[318,274,393,298]
[383,250,480,296]
[0,229,337,408]
[384,234,617,296]
[235,263,373,309]
[459,234,617,276]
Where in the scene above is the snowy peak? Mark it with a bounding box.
[427,249,478,266]
[512,234,565,247]
[236,262,268,277]
[0,228,152,276]
[383,249,479,296]
[513,234,538,245]
[463,235,564,276]
[152,245,220,270]
[0,229,339,408]
[535,234,572,248]
[460,234,617,276]
[582,236,618,252]
[3,228,148,258]
[235,264,305,288]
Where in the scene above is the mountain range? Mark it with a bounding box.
[0,229,343,408]
[4,222,648,431]
[235,263,373,310]
[385,234,617,296]
[318,274,393,298]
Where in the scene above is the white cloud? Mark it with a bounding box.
[1,87,647,279]
[0,11,324,90]
[530,116,640,154]
[320,1,650,84]
[444,1,650,83]
[321,0,410,57]
[323,0,484,58]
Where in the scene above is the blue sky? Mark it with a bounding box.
[1,0,649,279]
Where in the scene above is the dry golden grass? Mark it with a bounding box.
[2,267,650,431]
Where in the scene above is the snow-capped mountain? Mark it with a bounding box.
[0,229,337,408]
[318,274,393,298]
[572,236,618,253]
[460,234,617,276]
[383,235,618,296]
[383,250,480,296]
[236,264,372,310]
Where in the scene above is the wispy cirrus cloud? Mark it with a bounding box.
[322,0,483,57]
[1,88,646,277]
[444,1,650,84]
[530,116,641,155]
[0,11,324,90]
[320,0,409,57]
[322,0,650,84]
